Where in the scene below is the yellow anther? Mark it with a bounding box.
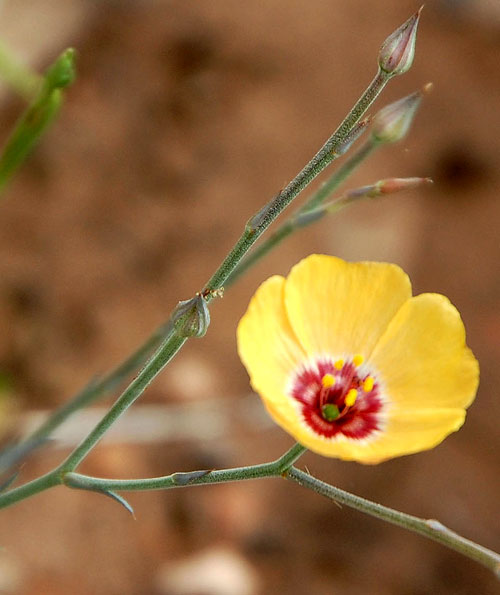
[334,359,344,370]
[353,354,364,367]
[345,389,358,407]
[321,373,336,388]
[363,376,374,392]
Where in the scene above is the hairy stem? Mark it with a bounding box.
[203,70,388,294]
[1,47,393,510]
[57,334,186,473]
[63,443,307,492]
[226,138,377,287]
[285,466,500,577]
[28,321,174,444]
[0,443,306,509]
[8,67,389,485]
[4,71,391,463]
[0,469,61,509]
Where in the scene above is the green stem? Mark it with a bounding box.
[28,321,173,444]
[0,48,75,195]
[302,138,376,213]
[4,137,375,455]
[286,466,500,577]
[0,469,61,509]
[57,334,186,473]
[63,443,307,492]
[203,70,389,294]
[0,40,41,100]
[7,135,380,457]
[226,139,378,287]
[37,445,500,578]
[0,67,389,504]
[55,68,389,473]
[0,443,305,510]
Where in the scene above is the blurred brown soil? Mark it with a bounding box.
[0,1,499,594]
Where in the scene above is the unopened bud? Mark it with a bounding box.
[171,294,210,338]
[294,207,327,228]
[378,7,422,76]
[345,176,432,201]
[376,176,433,194]
[45,48,76,90]
[371,91,422,144]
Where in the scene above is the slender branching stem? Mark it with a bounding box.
[16,443,497,578]
[0,443,306,510]
[226,139,378,287]
[285,466,500,577]
[59,68,388,471]
[3,437,499,579]
[0,469,61,509]
[203,70,388,295]
[56,333,186,473]
[28,321,174,444]
[63,443,307,492]
[1,65,390,491]
[3,74,390,458]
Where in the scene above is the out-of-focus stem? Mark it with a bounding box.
[29,321,174,443]
[57,333,186,473]
[0,48,75,195]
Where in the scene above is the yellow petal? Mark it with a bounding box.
[370,293,479,410]
[237,275,306,407]
[272,406,465,464]
[284,255,412,358]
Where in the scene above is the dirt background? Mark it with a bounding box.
[0,1,499,594]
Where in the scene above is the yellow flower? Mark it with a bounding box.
[237,255,479,464]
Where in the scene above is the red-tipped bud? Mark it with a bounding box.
[376,176,433,194]
[378,7,422,76]
[344,176,432,201]
[371,91,422,144]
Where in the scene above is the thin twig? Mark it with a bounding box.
[285,466,500,578]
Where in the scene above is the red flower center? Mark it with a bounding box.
[289,356,384,439]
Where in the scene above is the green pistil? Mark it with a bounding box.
[322,404,340,421]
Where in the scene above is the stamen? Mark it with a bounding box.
[345,389,358,407]
[321,373,336,388]
[353,354,364,367]
[322,403,340,421]
[290,356,383,439]
[363,376,374,392]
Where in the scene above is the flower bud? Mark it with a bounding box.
[294,207,326,228]
[171,294,210,338]
[371,91,422,144]
[45,48,76,89]
[344,176,432,201]
[376,177,433,195]
[378,7,422,76]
